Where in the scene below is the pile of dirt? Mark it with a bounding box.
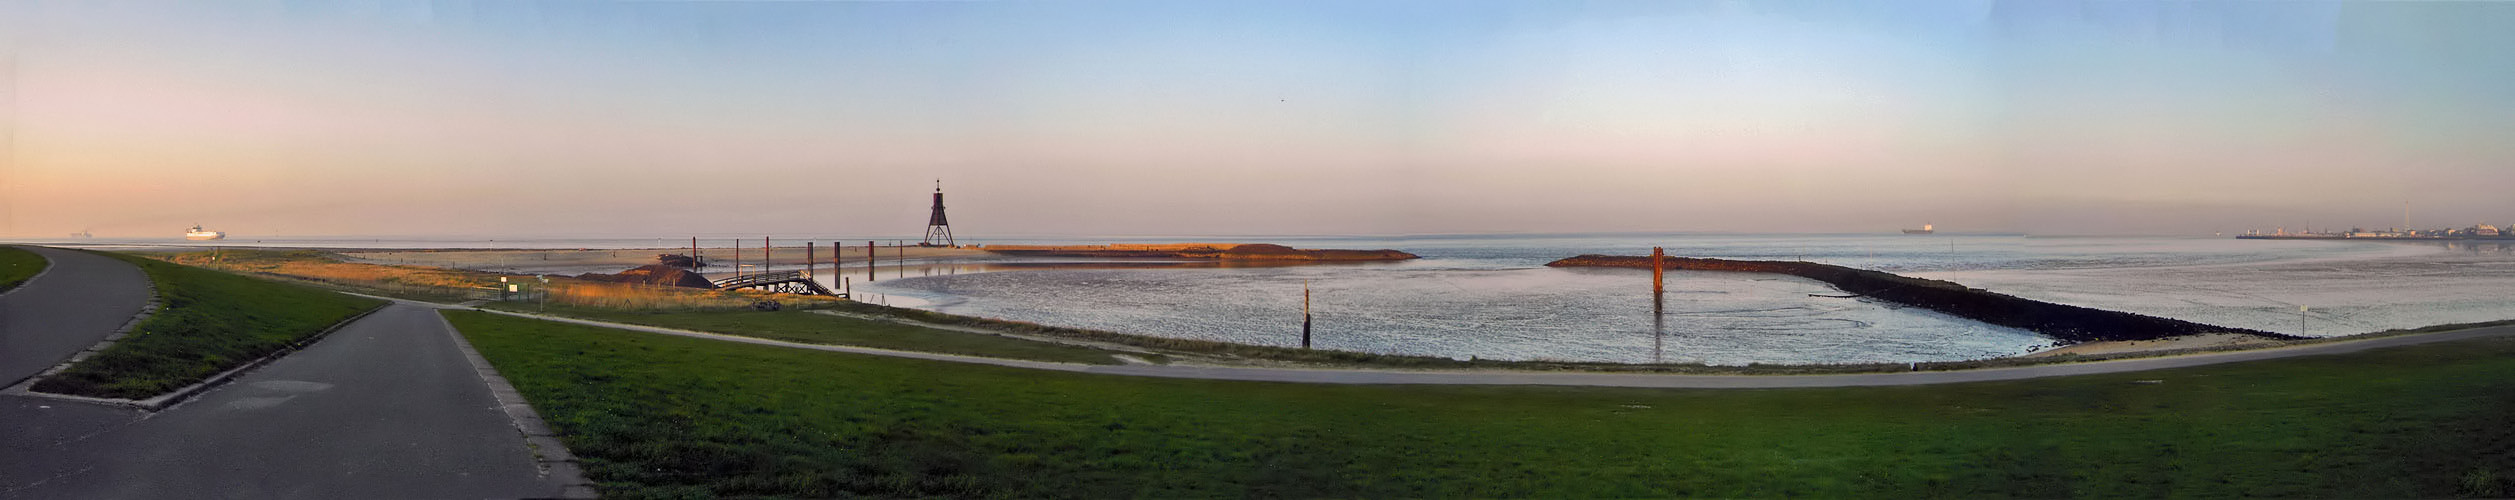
[577,264,716,289]
[656,253,707,269]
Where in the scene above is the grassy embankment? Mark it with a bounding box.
[0,246,46,293]
[449,310,2515,498]
[29,253,384,399]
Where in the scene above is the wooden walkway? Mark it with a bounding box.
[710,270,837,296]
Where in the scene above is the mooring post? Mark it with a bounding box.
[734,238,743,279]
[866,241,876,282]
[764,237,772,274]
[1302,279,1313,349]
[1652,246,1666,315]
[689,237,699,269]
[806,242,815,279]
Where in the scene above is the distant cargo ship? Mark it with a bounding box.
[1902,224,1935,235]
[185,225,226,241]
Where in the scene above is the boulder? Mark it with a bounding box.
[578,264,717,289]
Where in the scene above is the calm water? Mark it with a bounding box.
[39,233,2514,365]
[837,233,2515,365]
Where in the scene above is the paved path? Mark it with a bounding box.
[0,246,152,387]
[476,306,2515,388]
[0,246,563,498]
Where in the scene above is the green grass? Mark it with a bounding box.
[449,309,2515,498]
[0,246,45,293]
[31,253,386,399]
[484,303,1133,365]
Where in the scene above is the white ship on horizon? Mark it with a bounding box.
[1902,223,1935,235]
[185,225,226,241]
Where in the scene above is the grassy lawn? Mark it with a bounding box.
[31,253,386,399]
[486,303,1132,365]
[0,246,45,293]
[449,310,2515,499]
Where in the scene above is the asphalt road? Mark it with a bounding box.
[489,308,2515,388]
[0,247,560,499]
[0,246,152,387]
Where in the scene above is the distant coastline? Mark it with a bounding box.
[2235,234,2515,241]
[980,243,1417,261]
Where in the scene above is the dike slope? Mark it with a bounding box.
[984,243,1416,261]
[1547,254,2299,344]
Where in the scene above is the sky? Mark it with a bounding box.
[1,0,2511,239]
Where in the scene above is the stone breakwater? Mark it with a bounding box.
[983,243,1417,261]
[1546,254,2300,344]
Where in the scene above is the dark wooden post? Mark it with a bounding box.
[764,237,772,275]
[734,238,742,279]
[866,241,876,282]
[1301,279,1313,349]
[806,242,815,279]
[690,237,699,270]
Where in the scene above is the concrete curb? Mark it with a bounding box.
[3,303,385,411]
[433,310,600,499]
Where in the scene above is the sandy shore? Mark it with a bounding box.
[2025,333,2283,358]
[343,246,990,274]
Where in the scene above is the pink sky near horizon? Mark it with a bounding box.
[2,2,2510,240]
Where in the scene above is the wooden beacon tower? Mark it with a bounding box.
[922,179,955,247]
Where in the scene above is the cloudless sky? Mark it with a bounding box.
[2,1,2510,238]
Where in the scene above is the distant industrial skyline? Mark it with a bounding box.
[2,1,2511,239]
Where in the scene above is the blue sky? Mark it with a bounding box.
[2,1,2510,238]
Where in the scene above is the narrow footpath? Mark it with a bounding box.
[476,305,2515,389]
[0,247,567,499]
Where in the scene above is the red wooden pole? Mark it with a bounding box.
[1652,247,1665,315]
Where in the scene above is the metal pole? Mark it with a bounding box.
[733,238,742,279]
[1302,279,1312,349]
[764,237,772,275]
